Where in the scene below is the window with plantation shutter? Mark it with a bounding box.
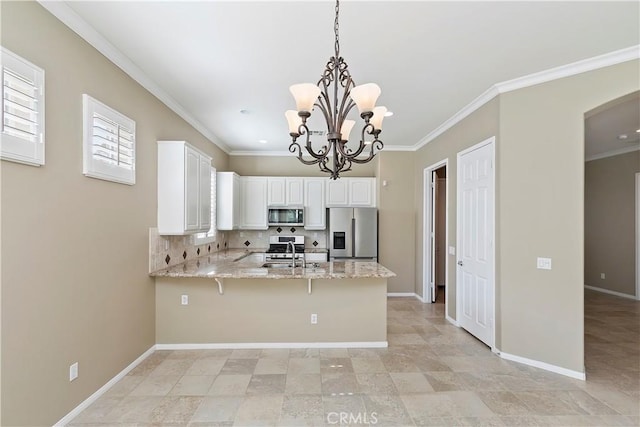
[1,47,45,166]
[194,166,218,244]
[82,94,136,185]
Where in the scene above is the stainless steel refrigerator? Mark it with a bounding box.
[328,208,377,260]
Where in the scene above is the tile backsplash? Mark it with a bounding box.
[149,228,227,272]
[149,227,327,272]
[227,228,327,250]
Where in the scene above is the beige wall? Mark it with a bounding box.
[413,98,501,319]
[377,152,416,293]
[412,60,639,374]
[585,150,639,296]
[228,154,377,177]
[498,61,640,372]
[0,3,228,425]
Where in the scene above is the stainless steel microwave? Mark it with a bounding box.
[267,208,304,226]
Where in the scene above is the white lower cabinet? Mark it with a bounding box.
[304,178,326,230]
[305,252,328,262]
[241,177,268,229]
[157,141,211,235]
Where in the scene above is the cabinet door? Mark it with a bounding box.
[286,178,304,206]
[267,178,286,206]
[304,178,326,230]
[326,179,349,207]
[241,177,268,229]
[349,178,376,207]
[199,155,211,230]
[232,174,241,228]
[305,252,328,262]
[184,146,200,231]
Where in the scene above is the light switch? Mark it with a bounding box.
[448,246,456,255]
[536,257,552,270]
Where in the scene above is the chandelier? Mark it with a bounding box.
[285,0,387,180]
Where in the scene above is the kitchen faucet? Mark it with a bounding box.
[287,241,306,269]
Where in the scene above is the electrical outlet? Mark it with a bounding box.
[600,273,605,279]
[310,313,318,324]
[536,257,552,270]
[69,362,78,382]
[181,294,189,305]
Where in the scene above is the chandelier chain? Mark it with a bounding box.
[334,0,340,57]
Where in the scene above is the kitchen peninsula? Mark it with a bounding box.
[151,250,395,348]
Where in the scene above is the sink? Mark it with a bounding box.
[261,262,295,269]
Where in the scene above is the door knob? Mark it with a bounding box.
[457,260,463,266]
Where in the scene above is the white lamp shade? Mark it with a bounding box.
[285,110,303,134]
[289,83,321,113]
[350,83,381,114]
[340,120,355,141]
[370,106,387,131]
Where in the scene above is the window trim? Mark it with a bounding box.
[82,94,136,185]
[1,47,45,167]
[194,165,217,245]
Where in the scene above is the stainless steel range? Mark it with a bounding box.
[264,235,305,261]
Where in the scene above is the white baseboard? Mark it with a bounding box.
[156,341,388,350]
[445,315,459,326]
[584,285,638,300]
[497,350,586,381]
[54,345,156,426]
[387,292,424,302]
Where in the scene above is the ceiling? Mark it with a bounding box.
[52,1,639,156]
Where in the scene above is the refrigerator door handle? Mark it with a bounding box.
[351,217,356,258]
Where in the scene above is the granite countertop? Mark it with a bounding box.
[150,249,395,280]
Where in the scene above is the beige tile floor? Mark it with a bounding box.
[69,290,639,426]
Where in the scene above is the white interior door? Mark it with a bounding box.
[456,139,495,347]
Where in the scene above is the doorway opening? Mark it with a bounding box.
[584,91,640,301]
[422,160,448,312]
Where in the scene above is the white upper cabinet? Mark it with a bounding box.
[348,178,376,207]
[326,177,376,207]
[286,178,304,206]
[267,178,286,206]
[241,177,268,230]
[157,141,211,235]
[268,177,304,207]
[304,178,326,230]
[326,179,349,207]
[217,172,241,230]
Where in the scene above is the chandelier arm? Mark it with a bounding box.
[350,139,384,164]
[314,100,332,134]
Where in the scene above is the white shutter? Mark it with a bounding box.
[1,47,45,166]
[83,94,136,185]
[194,165,217,243]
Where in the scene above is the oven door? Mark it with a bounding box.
[267,208,304,226]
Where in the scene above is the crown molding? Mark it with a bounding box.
[413,45,640,151]
[37,1,231,154]
[585,144,640,162]
[230,150,294,157]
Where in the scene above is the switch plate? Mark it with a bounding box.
[310,313,318,324]
[600,273,605,279]
[449,246,456,255]
[181,294,189,305]
[536,257,552,270]
[69,362,78,382]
